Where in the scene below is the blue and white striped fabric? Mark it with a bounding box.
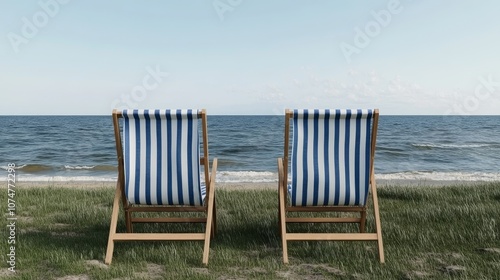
[289,109,373,207]
[122,109,205,206]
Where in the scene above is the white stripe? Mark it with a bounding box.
[170,114,179,204]
[348,116,357,205]
[359,115,368,204]
[160,112,168,204]
[316,116,326,205]
[337,117,346,204]
[127,115,137,203]
[292,117,299,205]
[306,117,315,205]
[191,118,200,203]
[327,113,336,205]
[149,115,158,205]
[139,117,147,204]
[294,117,304,205]
[180,117,190,205]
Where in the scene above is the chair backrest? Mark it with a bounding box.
[285,109,379,207]
[114,109,209,206]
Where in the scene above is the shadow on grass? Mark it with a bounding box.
[20,223,109,253]
[378,187,424,201]
[492,193,500,201]
[216,219,279,247]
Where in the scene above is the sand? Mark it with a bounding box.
[9,181,276,190]
[7,179,493,190]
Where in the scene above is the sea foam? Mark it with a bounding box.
[9,171,500,183]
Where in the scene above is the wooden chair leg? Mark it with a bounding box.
[278,181,281,234]
[371,183,385,263]
[202,209,214,265]
[202,180,216,265]
[125,210,133,233]
[105,185,122,265]
[277,158,284,237]
[211,197,217,239]
[359,209,367,233]
[279,184,289,264]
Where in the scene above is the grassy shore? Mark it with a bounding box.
[1,182,500,279]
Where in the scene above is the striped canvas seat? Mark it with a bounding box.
[278,108,384,264]
[106,108,217,265]
[289,109,374,207]
[122,109,205,206]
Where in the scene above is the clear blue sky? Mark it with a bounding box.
[1,0,499,115]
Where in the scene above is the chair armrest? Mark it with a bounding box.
[370,172,377,189]
[209,158,218,187]
[277,158,284,190]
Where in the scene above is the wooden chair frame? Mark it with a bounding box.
[277,109,384,264]
[105,109,217,265]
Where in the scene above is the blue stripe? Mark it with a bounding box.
[343,110,351,205]
[354,110,362,205]
[291,110,298,206]
[333,110,340,205]
[154,110,163,205]
[144,110,152,205]
[312,110,319,206]
[187,110,195,205]
[323,110,330,205]
[301,110,309,206]
[166,110,173,205]
[176,110,184,205]
[133,110,141,204]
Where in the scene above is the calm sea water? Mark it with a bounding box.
[1,115,499,183]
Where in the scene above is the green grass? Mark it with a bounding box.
[1,183,500,279]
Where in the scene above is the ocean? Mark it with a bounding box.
[1,115,499,183]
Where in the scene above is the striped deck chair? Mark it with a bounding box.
[105,109,217,265]
[277,109,384,263]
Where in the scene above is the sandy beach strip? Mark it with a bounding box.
[7,179,495,190]
[9,181,276,190]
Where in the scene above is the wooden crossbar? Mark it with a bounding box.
[131,217,206,223]
[285,233,378,241]
[127,206,206,212]
[286,206,365,212]
[111,233,205,241]
[286,217,361,223]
